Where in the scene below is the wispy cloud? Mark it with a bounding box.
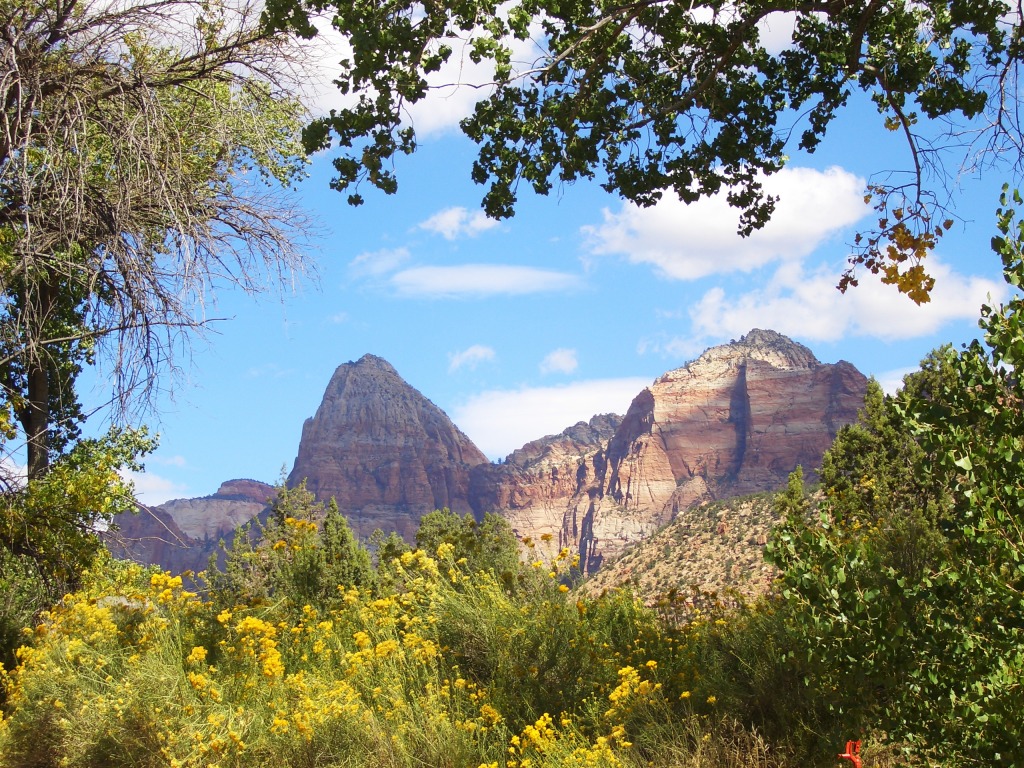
[149,454,188,468]
[303,17,541,138]
[449,344,496,372]
[875,366,919,395]
[245,363,295,379]
[583,166,868,280]
[391,264,578,298]
[452,378,649,458]
[348,247,411,278]
[419,207,499,240]
[688,257,1005,343]
[119,469,190,507]
[540,348,578,375]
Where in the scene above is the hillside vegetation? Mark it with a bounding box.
[581,492,782,610]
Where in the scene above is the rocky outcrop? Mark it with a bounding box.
[468,414,622,559]
[580,493,787,609]
[107,479,274,573]
[288,354,490,539]
[472,330,867,574]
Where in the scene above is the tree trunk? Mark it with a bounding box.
[19,280,54,481]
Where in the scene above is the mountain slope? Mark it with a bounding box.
[474,330,866,573]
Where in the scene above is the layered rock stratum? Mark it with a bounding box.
[288,354,490,539]
[470,330,867,573]
[108,479,275,574]
[109,331,867,579]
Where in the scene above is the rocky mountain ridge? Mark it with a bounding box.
[107,479,275,574]
[473,329,866,572]
[111,330,868,576]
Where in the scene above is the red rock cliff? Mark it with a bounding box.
[472,330,867,573]
[288,354,489,539]
[107,479,275,573]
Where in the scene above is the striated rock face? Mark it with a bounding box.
[288,354,489,539]
[107,479,275,574]
[155,479,275,541]
[468,414,622,559]
[473,330,867,574]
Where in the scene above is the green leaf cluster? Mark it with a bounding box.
[208,481,376,611]
[768,191,1024,765]
[413,508,525,592]
[281,0,1016,299]
[0,427,155,691]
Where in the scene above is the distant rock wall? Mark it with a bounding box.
[107,479,274,574]
[468,414,622,561]
[472,330,867,573]
[108,332,867,578]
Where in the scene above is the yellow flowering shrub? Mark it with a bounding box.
[0,510,801,768]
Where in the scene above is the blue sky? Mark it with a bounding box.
[89,20,1015,505]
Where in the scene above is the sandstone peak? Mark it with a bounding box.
[500,330,869,574]
[111,337,867,582]
[671,329,819,381]
[288,356,489,539]
[214,479,275,503]
[354,352,400,373]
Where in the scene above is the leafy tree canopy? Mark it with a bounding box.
[414,508,526,592]
[208,481,376,610]
[0,0,313,480]
[767,188,1024,766]
[267,0,1020,302]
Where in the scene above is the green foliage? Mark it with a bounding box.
[1,0,309,483]
[0,427,154,591]
[0,545,687,768]
[673,598,845,767]
[207,482,375,611]
[767,192,1024,766]
[414,508,525,592]
[0,548,47,684]
[273,0,1016,300]
[0,427,153,706]
[2,503,834,768]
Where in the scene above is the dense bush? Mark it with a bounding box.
[768,192,1024,766]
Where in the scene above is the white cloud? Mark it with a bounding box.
[245,363,294,379]
[402,31,543,138]
[636,334,708,362]
[757,11,800,54]
[119,469,190,507]
[688,257,1006,343]
[0,456,26,489]
[452,378,649,458]
[296,16,358,117]
[583,166,869,280]
[419,206,499,239]
[449,344,496,372]
[348,247,411,278]
[327,311,349,324]
[302,16,541,138]
[540,348,578,375]
[391,264,577,297]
